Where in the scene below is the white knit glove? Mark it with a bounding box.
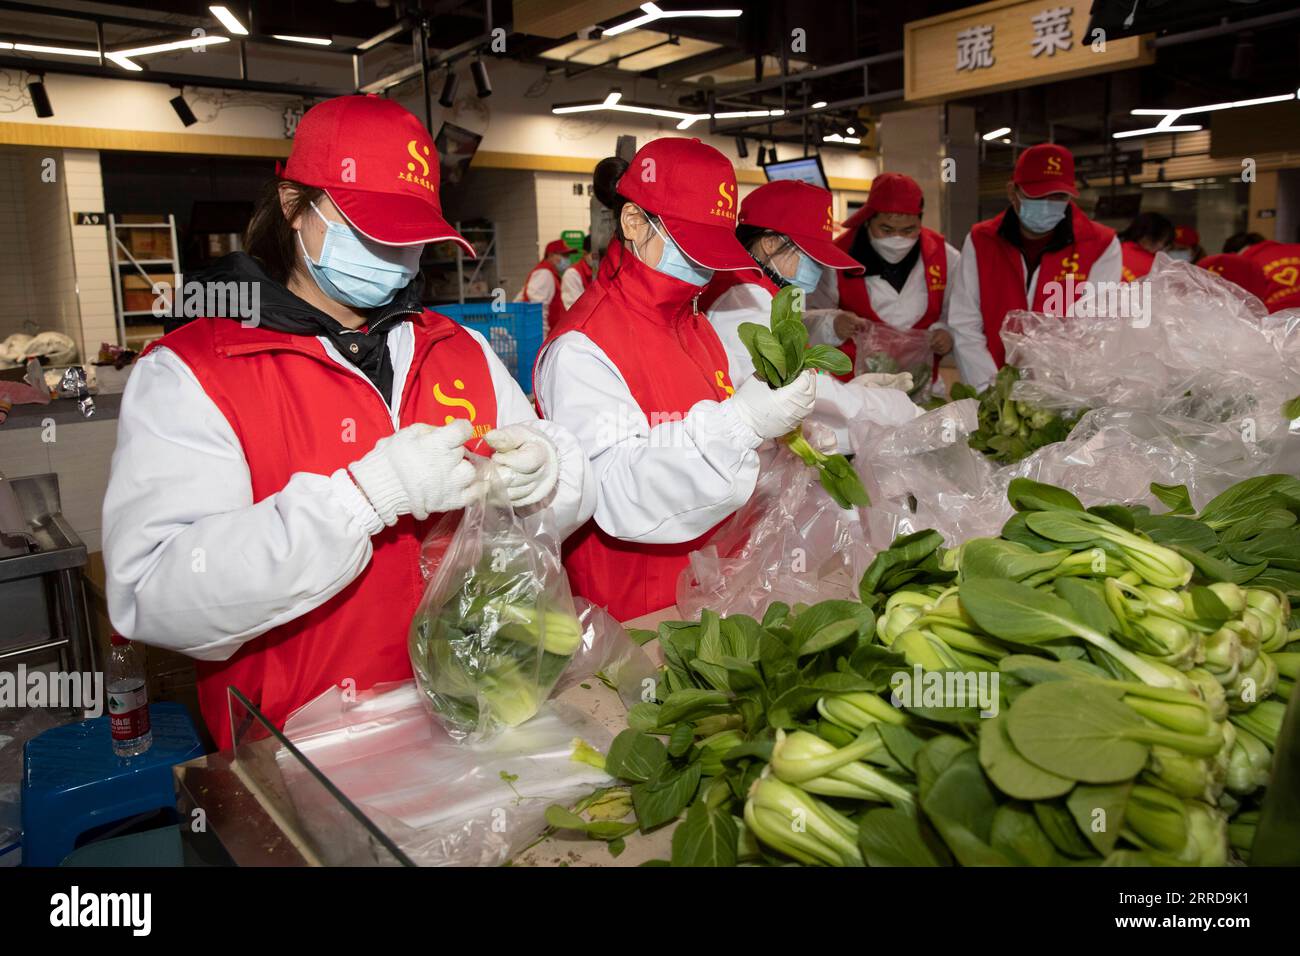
[483,424,560,508]
[348,420,478,525]
[852,371,914,393]
[729,370,817,441]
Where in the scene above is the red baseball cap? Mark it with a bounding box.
[283,94,472,254]
[739,180,860,272]
[1174,225,1200,248]
[1013,143,1078,198]
[544,238,570,257]
[837,172,925,241]
[615,137,756,272]
[1199,253,1269,301]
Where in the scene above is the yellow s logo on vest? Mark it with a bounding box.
[406,139,430,177]
[927,263,945,291]
[434,379,493,437]
[715,370,735,396]
[1057,252,1082,281]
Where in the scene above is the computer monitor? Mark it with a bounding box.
[434,122,482,186]
[762,155,829,189]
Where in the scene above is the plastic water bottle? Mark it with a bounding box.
[107,634,152,758]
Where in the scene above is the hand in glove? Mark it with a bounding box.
[852,371,914,393]
[729,370,816,441]
[483,424,560,508]
[348,419,478,525]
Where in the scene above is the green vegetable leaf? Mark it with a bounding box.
[632,761,704,831]
[920,747,1013,866]
[1151,482,1195,516]
[670,797,738,867]
[667,722,695,758]
[544,804,640,841]
[978,712,1074,800]
[605,730,669,782]
[1066,781,1132,857]
[803,344,853,376]
[1004,681,1149,783]
[1033,800,1098,859]
[1007,477,1085,514]
[657,689,733,726]
[857,807,947,867]
[990,803,1062,866]
[959,537,1070,582]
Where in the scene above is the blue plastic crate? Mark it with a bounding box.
[434,302,544,395]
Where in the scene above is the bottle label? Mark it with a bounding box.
[108,684,150,741]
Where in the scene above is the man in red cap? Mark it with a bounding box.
[1233,238,1300,313]
[1169,225,1204,264]
[536,137,817,620]
[1198,253,1271,303]
[102,95,594,749]
[517,237,574,334]
[947,143,1120,386]
[700,178,919,450]
[806,172,975,393]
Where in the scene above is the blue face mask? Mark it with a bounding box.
[789,251,825,296]
[640,218,714,287]
[299,202,423,309]
[556,258,571,274]
[1167,249,1193,262]
[1016,195,1069,234]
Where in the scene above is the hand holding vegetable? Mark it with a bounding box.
[736,286,871,509]
[729,371,816,442]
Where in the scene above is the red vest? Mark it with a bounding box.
[524,260,567,329]
[1240,240,1300,313]
[1120,240,1155,283]
[969,204,1116,367]
[833,227,949,379]
[153,312,497,749]
[574,257,594,287]
[538,239,738,620]
[697,264,779,314]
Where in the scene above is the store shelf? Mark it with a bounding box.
[113,222,172,229]
[115,259,176,267]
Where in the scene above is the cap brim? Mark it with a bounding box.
[327,186,475,255]
[789,234,863,272]
[659,216,760,273]
[1017,180,1079,199]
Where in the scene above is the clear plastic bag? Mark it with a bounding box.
[551,599,658,712]
[279,681,614,867]
[409,460,584,740]
[851,323,933,400]
[675,441,872,620]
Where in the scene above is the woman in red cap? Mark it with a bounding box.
[1169,225,1204,264]
[948,143,1120,388]
[1232,237,1300,313]
[535,137,816,620]
[102,95,594,749]
[517,238,575,334]
[806,172,971,397]
[1118,212,1175,282]
[700,179,919,451]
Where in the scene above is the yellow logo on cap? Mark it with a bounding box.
[399,139,436,195]
[824,205,834,234]
[711,181,737,221]
[1045,155,1062,174]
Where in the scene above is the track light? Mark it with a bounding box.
[471,56,492,98]
[27,75,52,118]
[170,90,197,127]
[982,126,1012,141]
[439,69,459,108]
[734,136,748,159]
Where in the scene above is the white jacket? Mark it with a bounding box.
[946,230,1123,390]
[706,280,921,451]
[103,323,593,662]
[560,264,588,309]
[804,241,990,392]
[535,331,762,546]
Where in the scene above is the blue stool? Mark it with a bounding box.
[21,701,204,867]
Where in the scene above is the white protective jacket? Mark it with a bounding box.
[103,323,593,661]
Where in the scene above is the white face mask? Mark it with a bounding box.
[870,234,917,264]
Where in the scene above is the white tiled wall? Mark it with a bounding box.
[0,150,38,338]
[534,171,593,265]
[19,149,82,357]
[440,168,540,297]
[0,418,114,553]
[63,150,116,355]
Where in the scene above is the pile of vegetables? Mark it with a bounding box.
[956,366,1084,465]
[544,474,1299,865]
[738,286,870,510]
[409,527,583,736]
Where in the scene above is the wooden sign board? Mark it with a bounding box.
[905,0,1153,103]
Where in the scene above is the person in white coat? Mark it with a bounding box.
[560,235,595,309]
[700,179,920,451]
[946,143,1121,388]
[806,172,973,396]
[102,95,593,748]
